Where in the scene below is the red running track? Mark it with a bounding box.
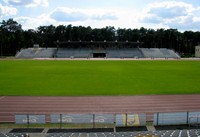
[0,95,200,122]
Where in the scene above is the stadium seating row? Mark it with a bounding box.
[140,48,179,58]
[45,130,200,137]
[16,48,57,58]
[1,129,200,137]
[16,48,180,59]
[0,133,28,137]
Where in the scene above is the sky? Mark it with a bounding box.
[1,0,200,31]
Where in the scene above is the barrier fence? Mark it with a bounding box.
[0,111,200,128]
[116,114,146,127]
[14,113,146,128]
[15,115,46,124]
[153,112,200,126]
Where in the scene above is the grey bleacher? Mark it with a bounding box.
[16,47,180,59]
[140,48,165,58]
[56,48,92,58]
[106,48,120,58]
[160,48,180,58]
[16,48,56,58]
[119,48,144,58]
[56,48,74,58]
[140,48,180,58]
[35,48,56,58]
[0,133,27,137]
[1,130,200,137]
[45,130,200,137]
[159,48,172,57]
[167,49,180,58]
[73,48,92,58]
[154,130,200,137]
[16,48,37,58]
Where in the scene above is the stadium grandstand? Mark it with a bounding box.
[16,41,180,59]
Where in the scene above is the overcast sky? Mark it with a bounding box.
[1,0,200,31]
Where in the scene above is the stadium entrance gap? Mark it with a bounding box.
[93,53,106,58]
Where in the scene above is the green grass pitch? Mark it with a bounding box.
[0,60,200,96]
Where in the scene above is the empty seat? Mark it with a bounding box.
[16,48,56,58]
[119,48,144,58]
[140,48,180,58]
[56,48,74,58]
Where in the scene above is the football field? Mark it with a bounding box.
[0,60,199,96]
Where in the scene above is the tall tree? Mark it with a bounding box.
[0,19,23,56]
[37,25,55,47]
[1,18,200,57]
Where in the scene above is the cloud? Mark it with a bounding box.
[14,7,120,30]
[3,0,34,6]
[15,15,56,30]
[14,2,200,31]
[49,7,118,22]
[2,0,200,31]
[91,14,118,21]
[14,7,143,30]
[50,8,87,22]
[140,1,200,30]
[3,0,48,7]
[144,1,193,19]
[0,3,17,17]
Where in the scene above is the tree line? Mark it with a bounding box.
[1,18,200,57]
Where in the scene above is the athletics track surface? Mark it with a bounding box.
[0,95,200,122]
